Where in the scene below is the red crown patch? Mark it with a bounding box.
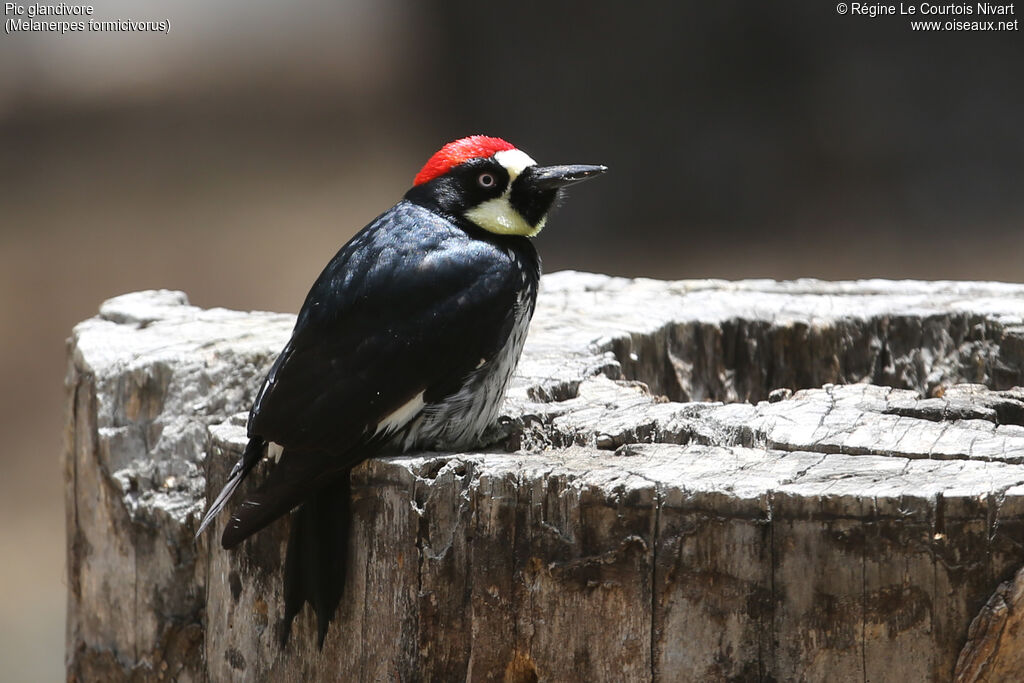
[414,135,517,186]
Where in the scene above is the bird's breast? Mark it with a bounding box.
[402,280,536,452]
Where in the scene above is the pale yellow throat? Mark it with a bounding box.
[464,149,546,237]
[465,198,546,237]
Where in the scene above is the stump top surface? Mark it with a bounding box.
[65,272,1024,682]
[70,272,1024,522]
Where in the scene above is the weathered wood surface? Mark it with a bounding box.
[956,565,1024,681]
[64,273,1024,681]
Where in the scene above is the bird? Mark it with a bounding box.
[196,134,606,647]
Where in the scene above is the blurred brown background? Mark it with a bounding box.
[1,1,1021,679]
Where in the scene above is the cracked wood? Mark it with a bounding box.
[64,273,1024,681]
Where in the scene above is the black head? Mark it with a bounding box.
[406,135,606,237]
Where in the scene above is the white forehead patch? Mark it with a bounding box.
[493,149,536,181]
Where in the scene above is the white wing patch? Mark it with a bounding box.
[268,441,284,463]
[374,391,426,437]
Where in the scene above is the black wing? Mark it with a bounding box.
[208,202,530,546]
[250,201,525,450]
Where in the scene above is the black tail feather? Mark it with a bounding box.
[220,447,354,550]
[196,436,265,539]
[280,472,352,648]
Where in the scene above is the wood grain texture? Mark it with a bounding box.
[955,565,1024,682]
[64,274,1024,681]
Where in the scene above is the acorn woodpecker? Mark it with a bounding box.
[196,135,606,646]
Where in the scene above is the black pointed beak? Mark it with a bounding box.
[519,164,608,190]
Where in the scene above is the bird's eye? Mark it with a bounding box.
[477,173,496,188]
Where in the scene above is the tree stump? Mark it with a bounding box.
[64,273,1024,681]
